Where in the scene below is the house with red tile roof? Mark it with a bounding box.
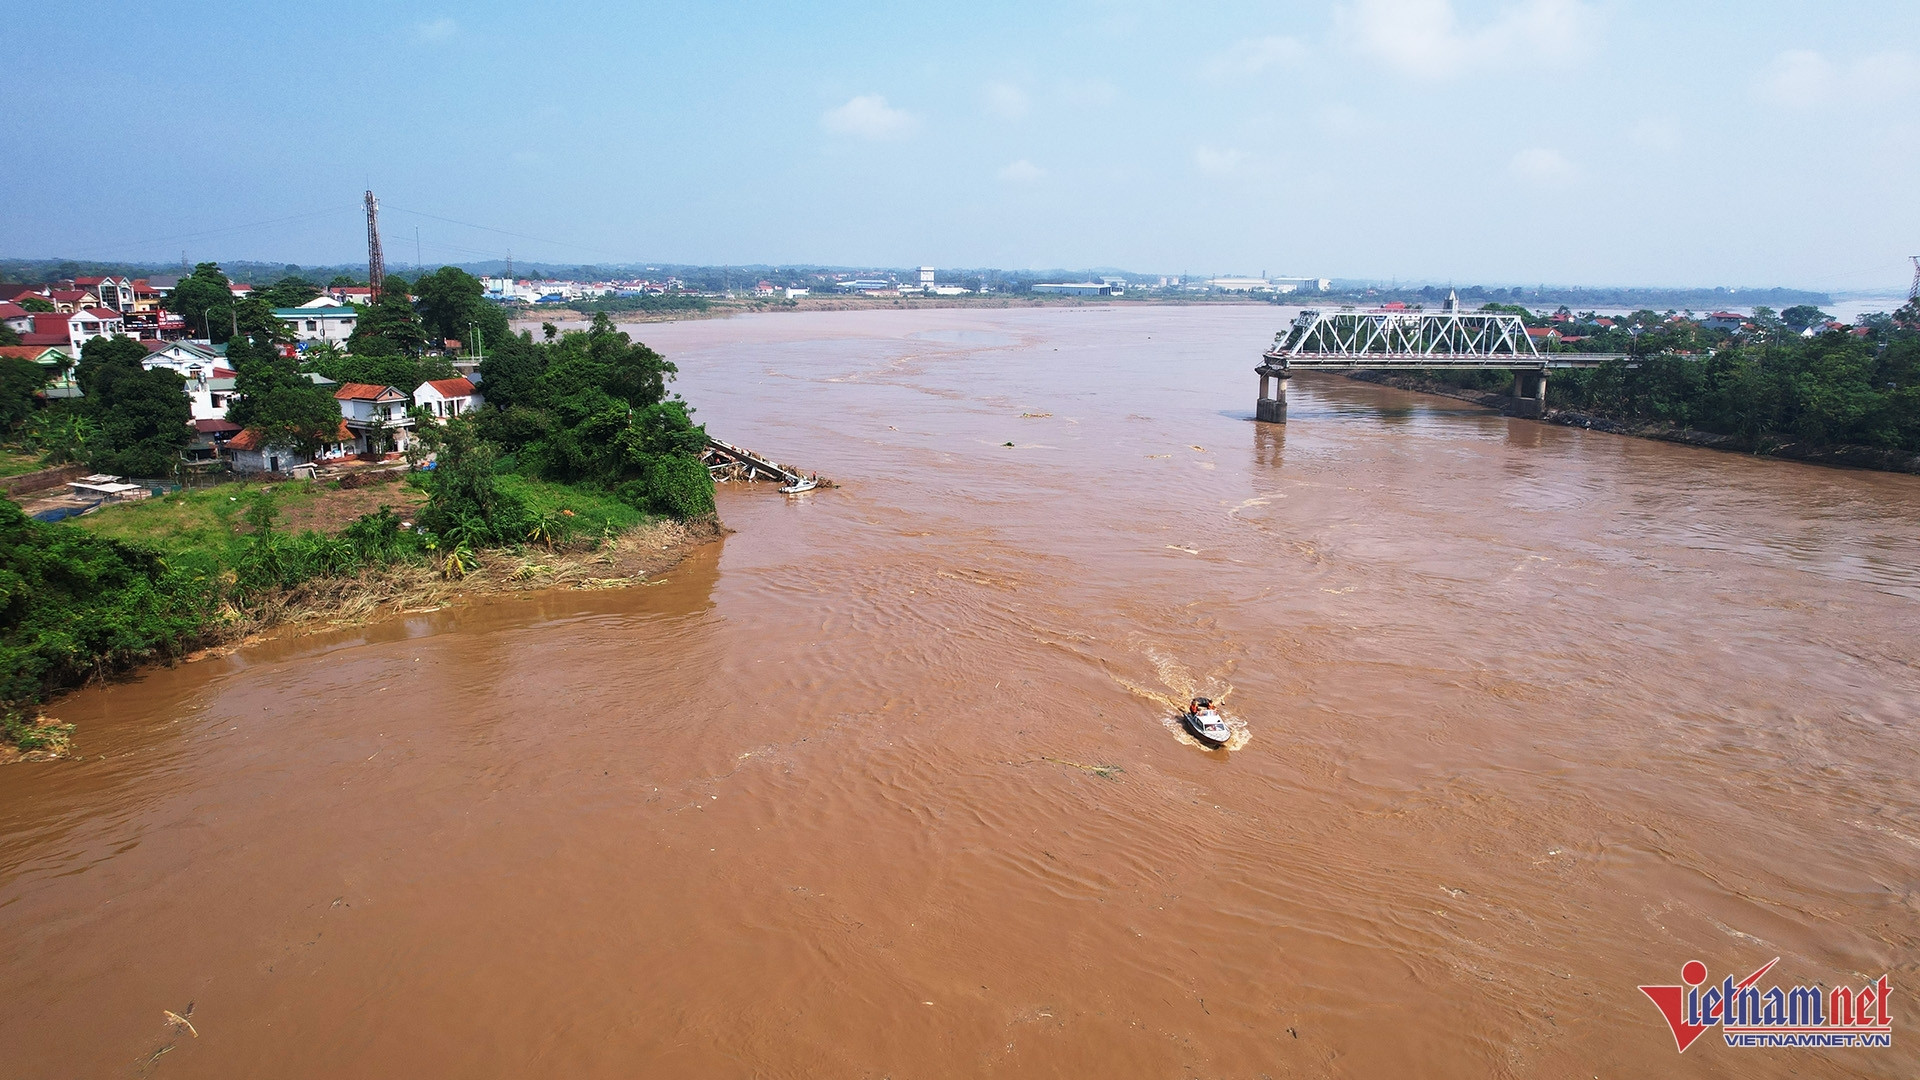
[226,420,359,475]
[413,377,483,420]
[333,383,416,454]
[46,289,99,313]
[0,302,32,334]
[66,308,131,355]
[74,276,134,311]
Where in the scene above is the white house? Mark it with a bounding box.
[226,421,358,475]
[68,308,133,354]
[74,276,134,311]
[185,370,239,422]
[274,305,358,342]
[226,383,413,474]
[414,377,483,420]
[142,339,227,380]
[333,383,415,454]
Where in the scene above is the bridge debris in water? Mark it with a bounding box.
[703,437,832,488]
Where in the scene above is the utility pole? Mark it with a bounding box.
[416,226,422,273]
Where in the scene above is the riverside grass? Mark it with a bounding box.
[1,474,718,757]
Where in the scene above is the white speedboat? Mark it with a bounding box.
[779,476,818,494]
[1182,697,1232,747]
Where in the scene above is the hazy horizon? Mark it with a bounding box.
[4,1,1916,293]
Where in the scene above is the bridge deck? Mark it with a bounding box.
[1263,350,1626,371]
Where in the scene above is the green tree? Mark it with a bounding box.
[73,334,151,395]
[261,276,321,309]
[76,336,191,476]
[413,266,509,352]
[347,281,426,358]
[416,415,525,543]
[1780,305,1832,332]
[328,274,363,288]
[0,322,20,347]
[168,262,236,342]
[17,295,55,314]
[0,356,49,432]
[226,331,342,456]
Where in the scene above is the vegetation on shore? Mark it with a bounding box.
[1393,301,1920,456]
[1,312,717,754]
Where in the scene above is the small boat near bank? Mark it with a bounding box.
[1182,697,1232,747]
[779,476,819,494]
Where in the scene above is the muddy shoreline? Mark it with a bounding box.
[1343,369,1920,474]
[5,515,724,764]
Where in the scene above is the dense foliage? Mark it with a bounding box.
[477,313,713,516]
[0,499,214,735]
[226,331,343,455]
[0,356,49,433]
[346,277,427,358]
[1554,322,1920,451]
[73,336,191,476]
[413,266,510,351]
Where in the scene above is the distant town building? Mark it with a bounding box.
[918,266,936,290]
[1033,282,1114,296]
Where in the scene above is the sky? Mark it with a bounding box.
[3,1,1917,292]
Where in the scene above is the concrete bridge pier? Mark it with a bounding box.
[1509,368,1548,418]
[1256,363,1290,423]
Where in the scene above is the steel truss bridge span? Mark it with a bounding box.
[1253,297,1626,422]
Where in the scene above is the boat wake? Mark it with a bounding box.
[1112,647,1252,751]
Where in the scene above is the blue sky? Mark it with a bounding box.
[3,1,1916,291]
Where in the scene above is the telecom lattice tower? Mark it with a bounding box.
[365,190,386,301]
[1909,255,1920,302]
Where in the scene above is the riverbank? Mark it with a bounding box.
[1344,369,1920,474]
[1,476,725,763]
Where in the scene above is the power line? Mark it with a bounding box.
[383,205,626,260]
[61,206,359,259]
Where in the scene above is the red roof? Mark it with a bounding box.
[31,313,70,333]
[74,276,106,287]
[143,338,172,352]
[19,333,69,346]
[334,382,399,401]
[0,285,42,302]
[193,419,242,434]
[0,345,57,360]
[422,377,477,398]
[212,366,238,378]
[81,307,120,319]
[0,303,26,320]
[230,420,352,450]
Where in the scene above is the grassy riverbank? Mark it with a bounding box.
[1,474,720,762]
[2,313,729,758]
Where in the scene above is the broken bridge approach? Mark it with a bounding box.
[1254,293,1626,421]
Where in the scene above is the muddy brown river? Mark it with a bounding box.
[4,306,1916,1077]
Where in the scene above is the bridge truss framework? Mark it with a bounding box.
[1254,293,1625,422]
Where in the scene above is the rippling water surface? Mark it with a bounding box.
[3,305,1917,1077]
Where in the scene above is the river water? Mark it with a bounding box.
[3,305,1917,1077]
